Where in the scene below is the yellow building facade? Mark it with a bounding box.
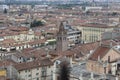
[0,70,6,76]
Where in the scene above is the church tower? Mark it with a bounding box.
[56,21,68,53]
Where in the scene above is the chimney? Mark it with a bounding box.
[108,56,110,63]
[98,56,100,62]
[99,40,102,46]
[91,72,94,80]
[110,41,113,48]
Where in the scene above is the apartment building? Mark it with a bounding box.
[65,24,81,46]
[13,58,53,80]
[78,23,117,43]
[0,58,53,80]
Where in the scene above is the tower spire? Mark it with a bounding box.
[56,21,68,53]
[58,21,67,35]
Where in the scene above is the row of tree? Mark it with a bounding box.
[30,20,45,28]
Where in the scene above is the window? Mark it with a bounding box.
[41,77,44,80]
[57,76,60,80]
[63,37,66,40]
[37,78,39,80]
[108,56,110,62]
[57,37,60,40]
[41,67,47,77]
[41,71,46,77]
[28,70,30,72]
[28,74,31,77]
[36,73,39,75]
[37,68,39,70]
[25,70,27,73]
[60,37,62,40]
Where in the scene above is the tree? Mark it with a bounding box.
[31,4,35,9]
[59,62,70,80]
[30,20,44,28]
[112,12,117,16]
[3,8,7,14]
[86,10,90,15]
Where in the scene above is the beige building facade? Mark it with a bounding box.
[13,59,53,80]
[78,23,116,43]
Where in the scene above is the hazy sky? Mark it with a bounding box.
[0,0,106,1]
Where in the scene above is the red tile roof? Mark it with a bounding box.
[60,50,75,56]
[21,48,35,53]
[31,48,47,57]
[9,27,29,32]
[0,59,16,67]
[0,76,6,80]
[13,48,47,58]
[74,42,99,55]
[89,45,110,61]
[14,58,53,71]
[80,23,115,28]
[34,32,42,36]
[1,39,16,44]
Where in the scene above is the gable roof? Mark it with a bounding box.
[89,45,111,61]
[13,48,47,59]
[73,39,119,57]
[57,21,67,35]
[73,41,99,56]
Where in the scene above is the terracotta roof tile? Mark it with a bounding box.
[34,32,42,36]
[0,60,16,67]
[14,48,47,59]
[0,76,6,80]
[80,23,115,28]
[89,45,110,61]
[74,42,99,55]
[1,39,16,44]
[9,27,29,31]
[14,58,53,71]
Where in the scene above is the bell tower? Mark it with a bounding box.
[56,21,68,53]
